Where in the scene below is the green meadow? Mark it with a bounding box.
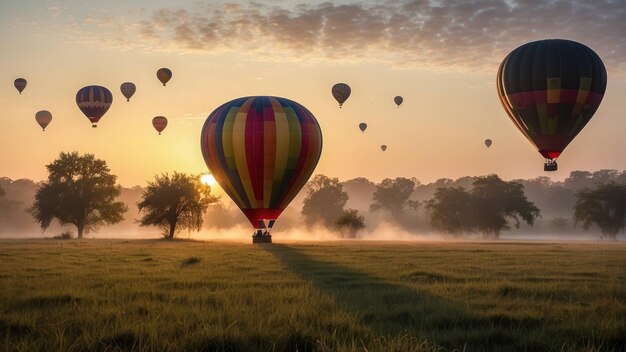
[0,239,624,352]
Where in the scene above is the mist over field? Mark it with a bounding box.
[2,169,625,241]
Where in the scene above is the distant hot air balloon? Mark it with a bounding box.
[14,78,27,94]
[120,82,136,102]
[497,39,607,171]
[76,85,113,128]
[332,83,351,108]
[485,139,492,148]
[359,123,367,132]
[201,96,322,243]
[381,145,387,151]
[35,110,52,131]
[152,116,168,135]
[394,96,403,107]
[157,68,172,86]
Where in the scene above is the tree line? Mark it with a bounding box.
[1,152,625,240]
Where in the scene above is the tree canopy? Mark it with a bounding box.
[574,182,626,240]
[30,152,127,238]
[138,172,218,239]
[301,175,348,227]
[427,175,540,239]
[335,208,365,238]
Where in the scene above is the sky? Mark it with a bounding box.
[1,0,625,188]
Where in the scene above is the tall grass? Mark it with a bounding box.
[0,239,624,351]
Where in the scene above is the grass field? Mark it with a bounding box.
[0,239,624,352]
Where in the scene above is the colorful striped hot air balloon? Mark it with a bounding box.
[152,116,168,135]
[76,85,113,128]
[157,68,172,86]
[201,96,323,243]
[332,83,351,108]
[14,78,27,94]
[497,39,607,171]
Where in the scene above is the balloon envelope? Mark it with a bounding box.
[201,96,323,230]
[485,139,492,148]
[120,82,136,101]
[332,83,351,107]
[35,110,52,131]
[152,116,168,134]
[381,145,387,151]
[14,78,27,94]
[76,85,113,127]
[497,39,607,162]
[157,68,172,86]
[359,123,367,132]
[394,96,403,107]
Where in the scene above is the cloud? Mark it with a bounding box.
[84,1,626,71]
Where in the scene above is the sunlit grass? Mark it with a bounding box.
[0,239,624,351]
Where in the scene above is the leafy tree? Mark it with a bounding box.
[370,177,420,220]
[574,183,626,240]
[301,175,348,227]
[470,175,540,239]
[335,209,365,238]
[138,172,218,240]
[30,152,127,238]
[426,187,472,237]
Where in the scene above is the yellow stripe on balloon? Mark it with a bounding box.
[272,100,289,189]
[232,98,257,208]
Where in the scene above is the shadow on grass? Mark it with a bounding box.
[263,244,562,352]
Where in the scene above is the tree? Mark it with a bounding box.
[370,177,420,215]
[426,187,472,237]
[301,175,348,227]
[574,183,626,240]
[138,172,218,239]
[470,175,540,239]
[30,152,127,238]
[335,209,365,238]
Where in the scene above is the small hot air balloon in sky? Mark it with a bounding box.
[120,82,136,102]
[157,68,172,86]
[76,85,113,128]
[497,39,607,171]
[152,116,168,135]
[332,83,351,108]
[14,78,27,94]
[201,96,322,243]
[35,110,52,131]
[381,145,387,151]
[485,139,492,148]
[359,123,367,133]
[394,96,403,107]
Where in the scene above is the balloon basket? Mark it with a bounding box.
[252,235,272,244]
[544,160,558,172]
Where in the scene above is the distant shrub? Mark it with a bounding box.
[53,231,74,240]
[182,256,201,266]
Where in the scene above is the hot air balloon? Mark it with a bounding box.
[381,145,387,151]
[497,39,607,171]
[14,78,27,94]
[359,123,367,133]
[201,96,322,243]
[76,85,113,128]
[120,82,136,102]
[152,116,168,135]
[332,83,351,108]
[35,110,52,131]
[157,68,172,86]
[394,96,403,107]
[485,139,492,148]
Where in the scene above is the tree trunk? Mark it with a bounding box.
[168,222,176,240]
[77,225,84,239]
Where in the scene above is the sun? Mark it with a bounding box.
[200,174,216,186]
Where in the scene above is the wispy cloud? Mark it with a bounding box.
[76,1,626,71]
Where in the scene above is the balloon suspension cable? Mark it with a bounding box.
[544,159,558,172]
